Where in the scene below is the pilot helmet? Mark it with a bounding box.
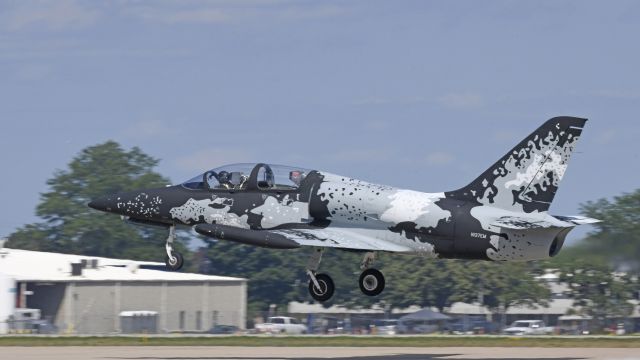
[218,171,230,183]
[289,170,305,185]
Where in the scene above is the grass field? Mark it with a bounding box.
[0,335,639,347]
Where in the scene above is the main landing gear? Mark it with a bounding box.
[165,225,184,271]
[307,248,334,302]
[305,249,386,302]
[358,252,385,296]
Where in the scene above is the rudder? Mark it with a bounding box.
[447,117,587,213]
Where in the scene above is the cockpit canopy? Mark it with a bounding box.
[181,163,312,191]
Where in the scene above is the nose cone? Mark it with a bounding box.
[88,195,116,212]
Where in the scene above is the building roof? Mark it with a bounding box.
[448,298,576,316]
[288,301,386,315]
[288,301,422,315]
[448,302,490,315]
[558,315,593,321]
[0,248,245,283]
[507,298,575,315]
[399,308,450,322]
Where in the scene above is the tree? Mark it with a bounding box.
[7,141,177,260]
[380,258,551,317]
[383,258,468,311]
[573,189,640,272]
[473,262,551,326]
[557,258,636,331]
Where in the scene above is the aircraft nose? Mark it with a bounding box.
[88,195,116,212]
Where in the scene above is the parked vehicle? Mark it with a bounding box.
[208,324,240,334]
[557,315,591,335]
[254,316,308,334]
[447,317,500,335]
[326,319,347,334]
[503,320,554,336]
[30,319,58,334]
[373,319,398,335]
[7,308,58,334]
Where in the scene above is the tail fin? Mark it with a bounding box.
[447,116,587,213]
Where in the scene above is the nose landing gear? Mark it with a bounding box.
[165,225,184,271]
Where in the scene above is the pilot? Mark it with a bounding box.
[205,172,218,189]
[289,170,306,186]
[218,171,233,189]
[238,174,249,189]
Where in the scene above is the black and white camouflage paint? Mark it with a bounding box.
[89,117,597,262]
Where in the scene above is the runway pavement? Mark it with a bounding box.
[0,347,638,360]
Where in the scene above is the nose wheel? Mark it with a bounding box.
[165,251,184,271]
[164,225,184,271]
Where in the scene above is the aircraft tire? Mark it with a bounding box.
[359,268,385,296]
[165,251,184,271]
[308,273,334,302]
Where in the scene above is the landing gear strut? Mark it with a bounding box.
[306,248,334,302]
[358,252,385,296]
[165,225,184,271]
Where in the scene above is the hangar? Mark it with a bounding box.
[0,246,246,334]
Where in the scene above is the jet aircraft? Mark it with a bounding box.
[89,117,598,301]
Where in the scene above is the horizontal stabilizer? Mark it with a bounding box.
[491,215,600,230]
[491,216,560,230]
[551,215,601,226]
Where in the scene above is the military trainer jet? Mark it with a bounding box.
[89,117,598,302]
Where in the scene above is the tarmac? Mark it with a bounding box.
[0,347,638,360]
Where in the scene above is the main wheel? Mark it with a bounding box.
[165,251,184,271]
[308,273,335,302]
[359,268,385,296]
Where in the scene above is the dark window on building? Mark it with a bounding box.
[179,311,185,330]
[212,310,218,326]
[196,311,202,331]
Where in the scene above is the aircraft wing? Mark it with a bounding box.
[194,223,413,252]
[270,227,414,252]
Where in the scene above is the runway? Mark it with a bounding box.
[1,347,638,360]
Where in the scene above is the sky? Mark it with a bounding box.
[1,0,639,245]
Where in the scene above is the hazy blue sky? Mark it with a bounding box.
[1,1,639,244]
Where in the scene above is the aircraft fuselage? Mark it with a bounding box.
[91,170,568,261]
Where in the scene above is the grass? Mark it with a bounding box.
[0,335,639,347]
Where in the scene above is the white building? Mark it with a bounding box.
[0,247,246,334]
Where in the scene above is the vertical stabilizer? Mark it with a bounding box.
[447,117,587,213]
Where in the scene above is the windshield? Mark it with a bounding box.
[181,163,311,191]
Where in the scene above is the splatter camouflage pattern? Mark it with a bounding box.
[89,117,597,262]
